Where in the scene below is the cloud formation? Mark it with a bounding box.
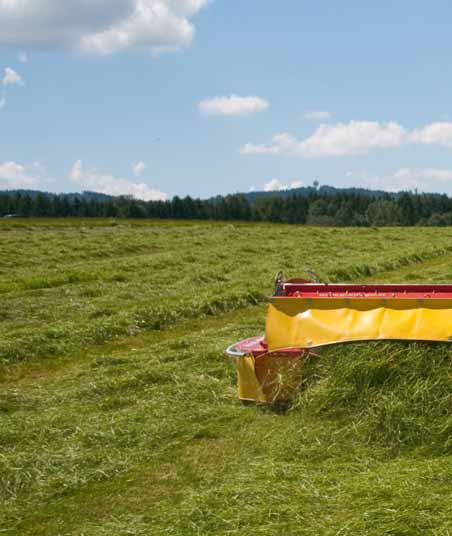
[70,160,168,201]
[0,161,40,189]
[304,111,331,121]
[0,97,5,110]
[0,0,209,55]
[241,120,452,158]
[410,122,452,148]
[241,133,299,155]
[199,94,269,116]
[263,178,303,192]
[132,161,146,177]
[2,67,24,86]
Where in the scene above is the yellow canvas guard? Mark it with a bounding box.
[267,297,452,351]
[235,356,266,402]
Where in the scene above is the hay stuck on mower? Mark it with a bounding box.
[226,272,452,403]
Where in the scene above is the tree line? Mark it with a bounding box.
[2,189,452,226]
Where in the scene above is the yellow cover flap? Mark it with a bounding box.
[266,298,452,350]
[236,356,266,402]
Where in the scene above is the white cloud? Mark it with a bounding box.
[2,67,24,86]
[241,132,300,155]
[242,120,452,159]
[132,161,146,176]
[0,161,40,189]
[410,122,452,148]
[242,121,407,158]
[264,179,284,191]
[0,97,5,110]
[263,178,304,192]
[70,160,168,201]
[0,1,209,56]
[18,51,29,63]
[301,121,407,157]
[199,94,269,116]
[304,111,331,121]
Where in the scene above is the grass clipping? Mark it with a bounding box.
[292,341,452,456]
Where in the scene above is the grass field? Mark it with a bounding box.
[2,219,452,535]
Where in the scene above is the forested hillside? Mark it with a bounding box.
[2,187,452,226]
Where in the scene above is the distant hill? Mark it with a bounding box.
[0,190,114,201]
[2,185,447,204]
[245,184,402,202]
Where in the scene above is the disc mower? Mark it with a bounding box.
[226,272,452,403]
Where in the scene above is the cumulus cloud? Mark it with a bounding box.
[301,121,407,157]
[199,94,269,116]
[241,133,299,155]
[70,160,168,201]
[241,120,452,158]
[410,122,452,148]
[0,0,209,55]
[263,178,304,192]
[0,161,40,189]
[132,161,146,176]
[241,121,407,158]
[2,67,24,86]
[304,111,331,121]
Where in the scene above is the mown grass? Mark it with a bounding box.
[2,219,452,365]
[2,219,452,535]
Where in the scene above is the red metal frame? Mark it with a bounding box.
[280,281,452,300]
[232,335,313,358]
[233,335,268,357]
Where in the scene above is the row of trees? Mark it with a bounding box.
[2,189,452,226]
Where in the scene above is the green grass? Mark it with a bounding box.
[2,219,452,366]
[2,219,452,535]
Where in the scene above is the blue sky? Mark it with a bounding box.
[2,0,452,200]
